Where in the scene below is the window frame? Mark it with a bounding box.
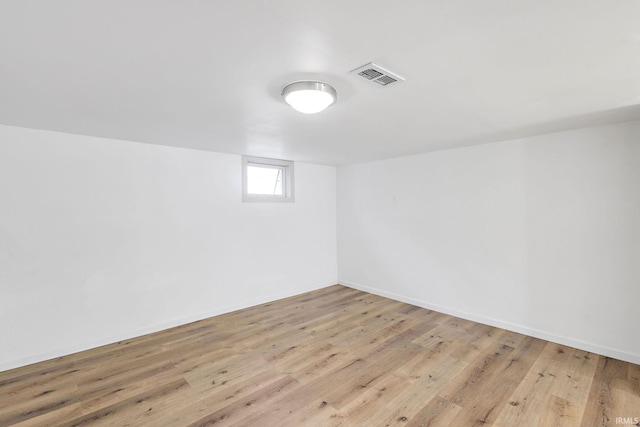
[242,155,295,203]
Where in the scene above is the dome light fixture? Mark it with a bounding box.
[281,81,337,114]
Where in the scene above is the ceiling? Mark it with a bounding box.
[1,1,639,166]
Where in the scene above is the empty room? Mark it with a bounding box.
[1,1,639,426]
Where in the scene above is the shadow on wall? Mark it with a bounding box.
[448,103,640,152]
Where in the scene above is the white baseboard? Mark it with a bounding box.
[0,280,337,373]
[340,280,640,366]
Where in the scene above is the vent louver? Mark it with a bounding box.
[358,68,383,80]
[351,62,405,87]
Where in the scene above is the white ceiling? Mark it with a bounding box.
[1,1,640,165]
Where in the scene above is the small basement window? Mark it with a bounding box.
[242,156,295,202]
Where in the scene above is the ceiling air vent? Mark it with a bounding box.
[350,62,405,87]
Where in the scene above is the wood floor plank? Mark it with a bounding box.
[368,356,468,426]
[494,342,599,426]
[58,379,191,427]
[447,335,547,426]
[539,395,583,427]
[579,356,639,427]
[332,373,411,426]
[405,339,517,426]
[0,285,638,427]
[185,376,299,427]
[198,369,286,412]
[11,402,83,427]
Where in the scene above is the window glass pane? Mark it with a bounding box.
[242,155,294,202]
[247,165,283,195]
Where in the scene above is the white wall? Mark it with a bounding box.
[3,119,638,371]
[338,120,640,364]
[0,125,337,371]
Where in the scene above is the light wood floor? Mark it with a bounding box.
[1,285,639,426]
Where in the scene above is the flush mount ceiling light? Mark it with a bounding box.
[281,81,337,114]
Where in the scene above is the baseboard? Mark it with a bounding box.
[0,280,337,373]
[340,280,640,366]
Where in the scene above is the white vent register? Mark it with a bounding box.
[350,62,405,87]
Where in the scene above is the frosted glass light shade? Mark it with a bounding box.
[282,81,337,114]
